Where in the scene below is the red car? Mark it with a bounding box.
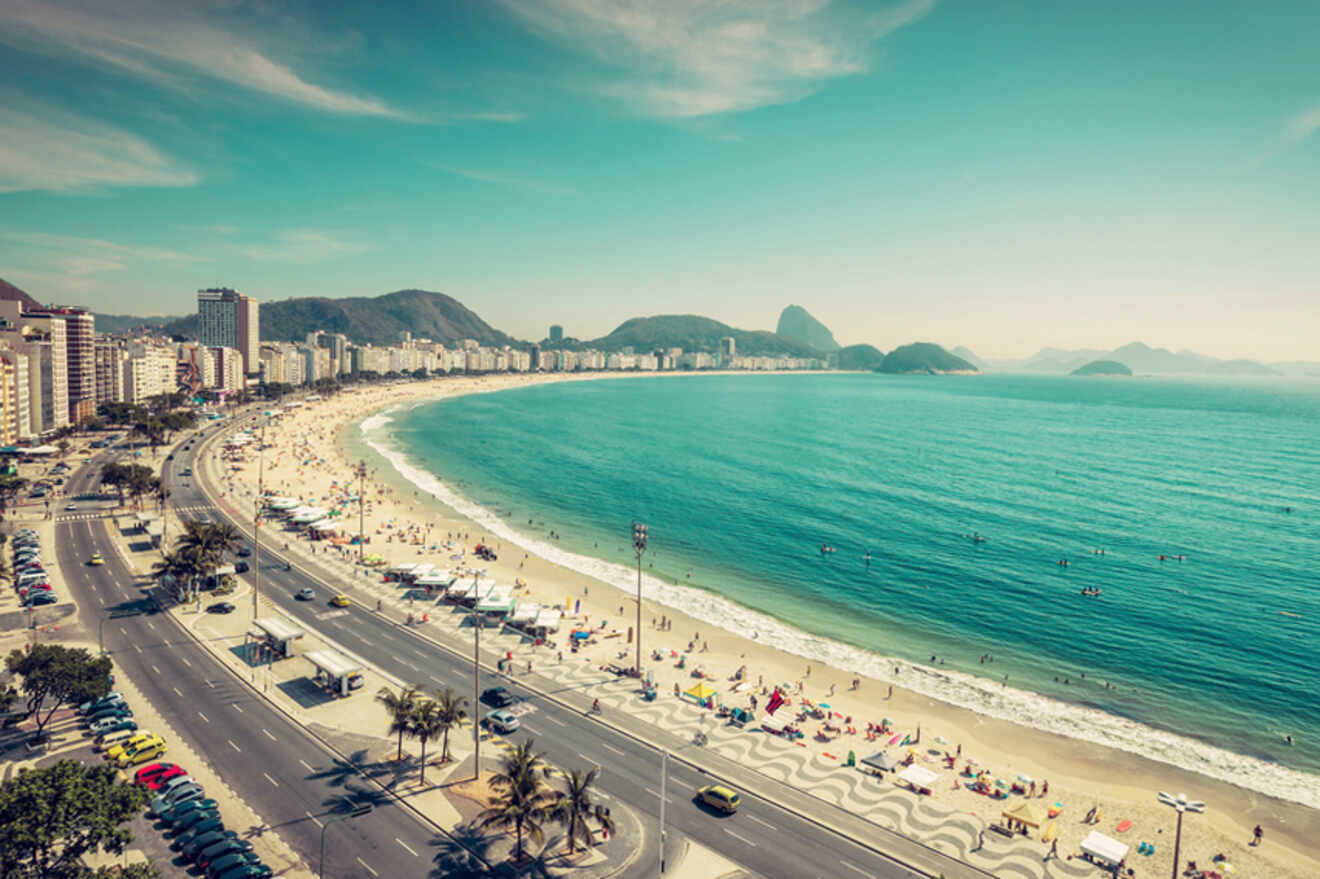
[134,762,186,789]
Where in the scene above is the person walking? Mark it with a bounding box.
[1252,824,1264,846]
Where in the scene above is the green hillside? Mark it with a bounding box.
[837,343,886,370]
[585,315,821,358]
[876,343,977,374]
[1071,359,1132,376]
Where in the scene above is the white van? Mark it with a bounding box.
[94,729,139,752]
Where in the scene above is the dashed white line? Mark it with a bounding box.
[172,687,183,697]
[602,742,625,756]
[644,787,673,803]
[724,828,757,846]
[151,664,161,675]
[133,644,142,653]
[576,751,593,764]
[395,838,418,857]
[262,728,276,741]
[227,739,241,753]
[263,772,279,787]
[231,703,244,713]
[197,711,209,722]
[747,814,775,830]
[305,810,322,828]
[545,715,565,727]
[840,859,867,875]
[356,857,378,877]
[299,759,315,773]
[521,724,539,735]
[180,657,192,668]
[145,620,156,630]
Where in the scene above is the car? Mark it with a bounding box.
[133,762,179,785]
[106,732,160,762]
[233,561,249,573]
[329,594,350,607]
[89,552,104,565]
[64,503,77,511]
[27,592,58,606]
[182,829,239,861]
[81,694,126,717]
[89,716,136,737]
[207,602,236,614]
[481,687,516,707]
[84,706,132,727]
[204,851,261,878]
[213,864,272,879]
[166,454,174,460]
[173,817,226,850]
[195,838,253,870]
[150,781,203,816]
[696,784,741,814]
[236,545,251,557]
[163,797,219,825]
[294,588,314,600]
[170,807,220,836]
[483,709,519,734]
[119,741,166,767]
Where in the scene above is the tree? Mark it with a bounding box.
[0,759,151,879]
[476,739,558,862]
[407,699,444,785]
[5,645,112,734]
[131,419,165,457]
[550,767,614,854]
[56,439,70,459]
[375,684,419,762]
[150,547,204,601]
[0,473,27,520]
[433,687,468,764]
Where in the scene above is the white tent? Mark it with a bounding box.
[308,521,340,535]
[477,585,515,615]
[896,765,939,791]
[1080,831,1129,867]
[508,602,539,625]
[760,713,788,734]
[291,508,329,524]
[417,571,453,587]
[405,563,434,581]
[458,580,493,604]
[532,608,561,633]
[389,562,418,575]
[266,498,302,511]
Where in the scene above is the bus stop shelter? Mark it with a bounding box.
[251,616,305,659]
[304,649,362,697]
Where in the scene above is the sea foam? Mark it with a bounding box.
[360,413,1320,810]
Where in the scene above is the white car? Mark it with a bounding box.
[483,709,520,734]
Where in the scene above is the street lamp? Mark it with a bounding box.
[319,804,373,879]
[252,417,266,619]
[632,521,647,677]
[1157,791,1205,879]
[356,459,367,564]
[471,572,481,782]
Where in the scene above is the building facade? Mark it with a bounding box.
[197,288,259,377]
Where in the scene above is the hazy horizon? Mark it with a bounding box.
[2,1,1317,360]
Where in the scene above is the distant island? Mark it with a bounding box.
[1072,360,1132,376]
[876,343,978,375]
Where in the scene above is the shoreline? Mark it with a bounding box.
[227,372,1317,877]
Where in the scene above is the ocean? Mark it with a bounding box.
[359,373,1320,807]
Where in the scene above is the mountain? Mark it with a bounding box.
[94,313,186,334]
[877,342,977,374]
[1072,359,1132,376]
[163,289,517,348]
[951,346,988,370]
[1268,361,1320,378]
[1016,342,1280,376]
[836,343,886,370]
[1203,359,1280,377]
[585,315,820,358]
[776,305,839,352]
[0,278,44,311]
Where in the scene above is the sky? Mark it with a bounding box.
[0,0,1317,360]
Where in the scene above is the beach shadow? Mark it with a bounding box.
[276,677,337,709]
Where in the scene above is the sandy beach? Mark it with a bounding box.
[204,372,1319,879]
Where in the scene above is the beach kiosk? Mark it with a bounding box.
[457,579,495,607]
[304,649,362,697]
[477,585,516,619]
[683,683,718,708]
[860,751,900,776]
[897,765,939,795]
[531,607,562,637]
[1002,800,1047,834]
[251,616,304,659]
[1080,831,1129,868]
[416,570,454,591]
[507,601,538,630]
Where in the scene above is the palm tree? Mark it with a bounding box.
[476,739,559,862]
[151,547,204,601]
[375,684,419,761]
[433,687,468,764]
[407,699,444,784]
[550,767,614,854]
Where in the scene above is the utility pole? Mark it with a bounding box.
[472,572,481,782]
[633,521,647,677]
[253,419,266,619]
[659,747,668,873]
[357,459,367,563]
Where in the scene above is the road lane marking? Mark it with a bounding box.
[133,644,142,653]
[145,620,155,630]
[231,703,244,713]
[180,657,191,668]
[299,759,315,773]
[545,715,565,727]
[356,857,378,877]
[840,860,867,875]
[305,811,322,828]
[262,728,276,741]
[576,752,593,764]
[172,687,183,697]
[395,838,418,857]
[747,814,775,830]
[645,787,674,803]
[151,665,161,675]
[227,739,241,752]
[724,828,757,846]
[198,711,208,722]
[602,742,625,756]
[263,772,279,787]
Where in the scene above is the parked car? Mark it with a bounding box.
[173,817,226,850]
[26,592,58,606]
[195,839,252,870]
[106,732,160,762]
[163,797,219,825]
[170,807,220,836]
[205,851,261,878]
[133,762,179,785]
[91,720,138,742]
[213,864,272,879]
[182,830,239,861]
[150,781,203,816]
[118,740,165,767]
[207,602,236,614]
[89,715,136,737]
[82,695,126,720]
[83,706,132,727]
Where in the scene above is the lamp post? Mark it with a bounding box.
[253,418,266,619]
[357,459,367,564]
[632,521,647,676]
[658,747,668,873]
[471,572,481,782]
[1157,791,1205,879]
[319,804,372,879]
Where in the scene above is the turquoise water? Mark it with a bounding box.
[375,373,1320,802]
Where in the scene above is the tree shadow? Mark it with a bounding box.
[429,821,496,879]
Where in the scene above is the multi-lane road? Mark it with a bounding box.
[58,416,980,879]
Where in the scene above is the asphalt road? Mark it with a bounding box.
[58,448,445,879]
[155,416,949,879]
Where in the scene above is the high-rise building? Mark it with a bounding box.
[32,306,94,421]
[0,302,68,431]
[719,336,736,363]
[95,338,127,405]
[549,324,563,343]
[197,288,259,377]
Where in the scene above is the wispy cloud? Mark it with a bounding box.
[499,0,934,117]
[0,229,202,298]
[235,229,368,263]
[0,104,197,193]
[0,230,201,263]
[0,0,407,118]
[437,165,577,195]
[455,111,528,123]
[1284,105,1320,143]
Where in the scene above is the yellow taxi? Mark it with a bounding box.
[119,740,166,768]
[330,594,351,608]
[106,732,160,762]
[696,784,741,814]
[90,553,105,566]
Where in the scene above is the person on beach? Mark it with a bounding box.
[1252,824,1263,846]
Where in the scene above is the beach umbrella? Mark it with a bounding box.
[819,703,831,710]
[934,735,948,745]
[1017,774,1034,784]
[995,778,1010,789]
[882,717,893,726]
